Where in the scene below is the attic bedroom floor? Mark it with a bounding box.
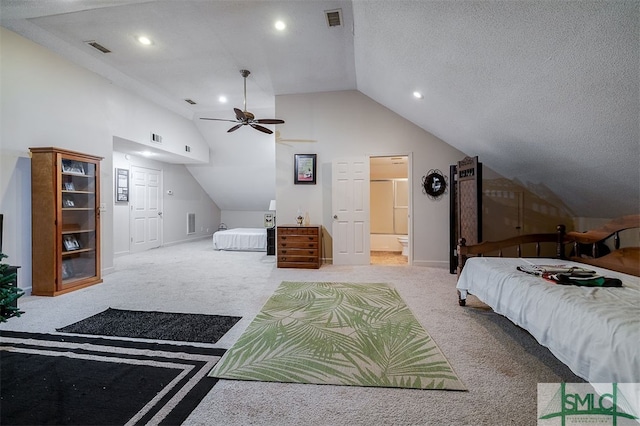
[1,238,582,425]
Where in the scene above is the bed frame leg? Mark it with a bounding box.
[457,289,467,306]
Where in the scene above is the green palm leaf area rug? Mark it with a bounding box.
[209,281,466,391]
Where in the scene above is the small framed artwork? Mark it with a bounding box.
[116,168,129,202]
[63,196,75,207]
[63,234,81,251]
[264,213,274,228]
[62,160,85,175]
[62,260,75,280]
[294,154,317,185]
[63,181,75,191]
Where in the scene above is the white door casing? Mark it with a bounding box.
[130,166,162,253]
[332,157,370,265]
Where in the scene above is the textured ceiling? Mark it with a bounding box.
[1,0,638,217]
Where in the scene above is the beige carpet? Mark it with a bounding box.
[1,238,583,425]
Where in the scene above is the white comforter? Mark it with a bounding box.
[457,257,640,383]
[212,228,267,251]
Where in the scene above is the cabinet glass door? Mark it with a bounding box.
[60,157,97,287]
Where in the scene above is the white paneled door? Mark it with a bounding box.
[332,157,370,265]
[130,166,162,253]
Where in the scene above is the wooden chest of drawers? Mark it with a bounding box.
[276,225,322,269]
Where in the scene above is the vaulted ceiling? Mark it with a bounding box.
[1,0,638,217]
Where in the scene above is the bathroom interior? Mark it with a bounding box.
[370,156,409,265]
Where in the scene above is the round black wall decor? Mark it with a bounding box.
[422,169,447,199]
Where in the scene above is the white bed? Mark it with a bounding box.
[457,256,640,383]
[212,228,267,251]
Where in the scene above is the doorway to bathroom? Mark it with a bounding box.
[370,155,409,265]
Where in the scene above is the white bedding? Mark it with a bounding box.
[457,257,640,383]
[212,228,267,251]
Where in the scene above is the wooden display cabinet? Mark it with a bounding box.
[30,147,103,296]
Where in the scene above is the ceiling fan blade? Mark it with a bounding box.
[250,123,273,134]
[200,117,238,123]
[227,123,244,133]
[255,119,285,124]
[234,108,246,121]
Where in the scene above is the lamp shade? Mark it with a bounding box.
[268,200,276,211]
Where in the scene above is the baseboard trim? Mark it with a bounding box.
[163,235,212,248]
[411,260,449,268]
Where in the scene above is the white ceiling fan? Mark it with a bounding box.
[200,69,284,134]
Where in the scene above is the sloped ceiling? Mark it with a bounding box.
[1,0,638,217]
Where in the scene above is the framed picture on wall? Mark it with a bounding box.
[115,168,129,202]
[294,154,317,185]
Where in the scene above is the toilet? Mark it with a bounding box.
[397,236,409,256]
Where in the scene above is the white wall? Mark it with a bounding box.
[275,91,467,267]
[0,28,213,290]
[220,211,271,229]
[113,151,221,256]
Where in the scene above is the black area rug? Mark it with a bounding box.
[57,308,241,343]
[0,330,226,425]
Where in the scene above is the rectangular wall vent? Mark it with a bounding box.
[184,99,197,105]
[151,133,162,143]
[187,213,196,235]
[85,41,111,53]
[325,9,342,27]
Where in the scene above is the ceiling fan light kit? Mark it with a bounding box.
[201,69,285,134]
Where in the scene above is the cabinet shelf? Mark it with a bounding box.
[62,248,95,256]
[31,147,103,296]
[62,172,91,177]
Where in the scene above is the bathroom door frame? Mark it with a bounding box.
[370,153,413,265]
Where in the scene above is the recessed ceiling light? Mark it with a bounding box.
[275,21,286,31]
[218,95,228,103]
[413,91,423,99]
[141,151,153,157]
[137,36,152,45]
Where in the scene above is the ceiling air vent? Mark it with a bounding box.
[184,99,197,105]
[325,9,342,27]
[85,41,111,54]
